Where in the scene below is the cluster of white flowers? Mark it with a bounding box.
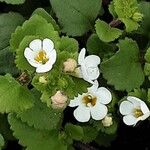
[24,38,150,126]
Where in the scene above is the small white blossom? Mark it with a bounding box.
[77,48,100,84]
[24,38,56,73]
[51,91,68,109]
[69,81,112,122]
[119,96,150,126]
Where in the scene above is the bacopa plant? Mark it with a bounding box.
[0,0,150,149]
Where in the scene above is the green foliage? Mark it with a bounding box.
[147,89,150,106]
[101,38,144,92]
[144,47,150,78]
[10,14,60,52]
[0,0,25,5]
[95,19,122,42]
[8,114,67,150]
[0,134,4,150]
[50,0,102,36]
[113,0,143,32]
[0,74,34,113]
[0,114,15,141]
[138,2,150,35]
[108,2,117,18]
[0,12,24,75]
[59,36,79,54]
[128,89,147,101]
[32,36,89,106]
[0,47,19,76]
[86,34,116,60]
[95,132,116,147]
[17,90,63,130]
[10,14,60,72]
[0,12,24,50]
[82,126,98,143]
[92,118,118,135]
[32,8,60,31]
[65,124,84,141]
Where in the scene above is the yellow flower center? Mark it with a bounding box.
[83,94,97,107]
[133,108,143,118]
[34,50,49,64]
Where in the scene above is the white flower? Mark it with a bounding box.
[119,96,150,126]
[77,48,100,84]
[69,81,112,122]
[24,38,56,73]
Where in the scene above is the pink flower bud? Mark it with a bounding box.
[63,58,77,72]
[51,91,68,109]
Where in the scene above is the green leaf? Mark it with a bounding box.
[86,34,117,60]
[0,0,25,5]
[59,36,79,54]
[92,118,118,135]
[147,89,150,106]
[120,18,139,32]
[50,0,102,36]
[17,89,62,130]
[95,132,116,147]
[138,2,150,35]
[0,47,19,76]
[82,126,98,143]
[10,14,60,52]
[144,47,150,77]
[108,1,117,18]
[32,8,60,31]
[0,114,15,141]
[0,74,34,113]
[0,134,4,150]
[0,12,24,50]
[101,38,144,91]
[128,89,147,101]
[114,0,143,32]
[65,123,84,141]
[95,19,122,42]
[8,114,67,150]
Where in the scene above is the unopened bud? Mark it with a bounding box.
[63,58,77,72]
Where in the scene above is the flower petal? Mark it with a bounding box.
[24,48,39,67]
[119,100,134,115]
[139,112,150,121]
[80,65,99,84]
[123,115,138,126]
[127,96,141,107]
[36,60,53,73]
[43,38,54,53]
[47,49,57,64]
[29,39,42,51]
[73,106,90,122]
[24,47,35,60]
[84,55,100,67]
[139,100,150,114]
[78,48,86,65]
[88,80,99,94]
[86,67,100,80]
[90,103,108,120]
[69,95,82,107]
[96,87,112,104]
